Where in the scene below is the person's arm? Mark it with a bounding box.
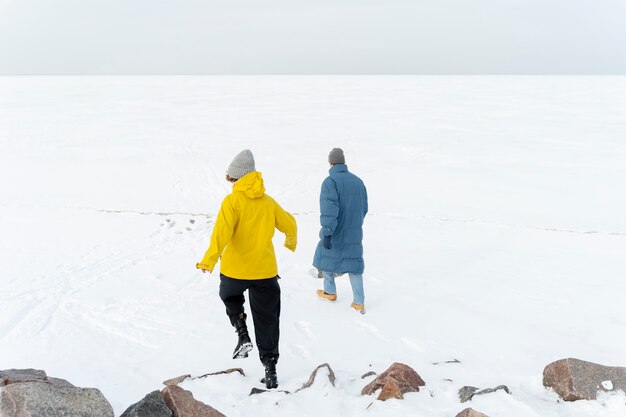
[196,196,237,272]
[274,199,297,252]
[363,183,368,217]
[319,177,339,237]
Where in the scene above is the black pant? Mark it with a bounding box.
[219,274,281,363]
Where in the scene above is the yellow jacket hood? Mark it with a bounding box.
[233,172,265,199]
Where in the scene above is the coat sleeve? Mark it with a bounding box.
[363,183,368,217]
[274,199,297,252]
[319,177,339,237]
[196,196,237,271]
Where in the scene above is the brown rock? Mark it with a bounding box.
[161,385,226,417]
[194,369,245,379]
[456,408,489,417]
[543,358,626,401]
[163,375,192,386]
[378,379,404,401]
[295,363,336,393]
[361,362,425,401]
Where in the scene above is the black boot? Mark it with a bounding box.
[261,356,278,389]
[232,313,253,359]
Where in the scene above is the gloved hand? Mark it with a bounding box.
[323,235,332,250]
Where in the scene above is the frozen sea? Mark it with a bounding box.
[0,75,625,416]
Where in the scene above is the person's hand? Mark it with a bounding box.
[323,235,332,250]
[200,268,212,274]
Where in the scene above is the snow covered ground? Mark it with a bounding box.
[1,75,625,417]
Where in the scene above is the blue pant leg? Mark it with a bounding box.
[322,271,336,295]
[349,273,364,305]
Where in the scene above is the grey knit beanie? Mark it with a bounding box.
[328,148,345,164]
[227,149,256,179]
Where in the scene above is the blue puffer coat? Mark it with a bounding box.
[313,164,368,274]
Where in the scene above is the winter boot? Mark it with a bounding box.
[351,302,365,314]
[261,357,278,389]
[232,313,253,359]
[316,289,337,301]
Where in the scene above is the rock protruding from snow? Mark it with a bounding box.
[456,408,489,417]
[0,369,75,389]
[163,368,245,387]
[0,382,113,417]
[47,378,76,388]
[458,385,511,403]
[0,369,47,386]
[120,391,173,417]
[295,363,336,393]
[543,358,626,401]
[194,368,245,379]
[163,375,192,387]
[161,385,226,417]
[361,362,425,401]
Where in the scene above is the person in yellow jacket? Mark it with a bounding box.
[196,149,297,389]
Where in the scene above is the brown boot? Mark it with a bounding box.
[351,303,365,314]
[316,289,337,301]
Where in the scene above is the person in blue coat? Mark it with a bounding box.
[313,148,368,313]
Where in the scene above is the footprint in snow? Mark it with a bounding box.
[355,320,388,342]
[287,344,311,359]
[294,321,316,341]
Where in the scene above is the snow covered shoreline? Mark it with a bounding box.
[1,76,625,416]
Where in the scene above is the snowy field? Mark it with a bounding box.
[1,75,625,417]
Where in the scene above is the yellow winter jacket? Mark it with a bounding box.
[196,172,297,279]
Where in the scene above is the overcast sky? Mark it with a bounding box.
[1,0,625,74]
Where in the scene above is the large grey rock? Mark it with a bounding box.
[47,378,76,388]
[120,391,172,417]
[161,385,226,417]
[361,362,425,401]
[0,381,114,417]
[0,369,47,386]
[544,358,626,401]
[0,369,74,389]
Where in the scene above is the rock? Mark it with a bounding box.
[248,387,290,396]
[458,385,510,403]
[163,375,192,386]
[120,390,172,417]
[161,385,226,417]
[433,359,461,365]
[295,363,336,393]
[378,379,404,400]
[47,378,76,388]
[0,369,47,386]
[194,368,245,380]
[458,386,479,403]
[361,362,425,401]
[456,408,489,417]
[0,369,74,389]
[0,381,114,417]
[543,358,626,401]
